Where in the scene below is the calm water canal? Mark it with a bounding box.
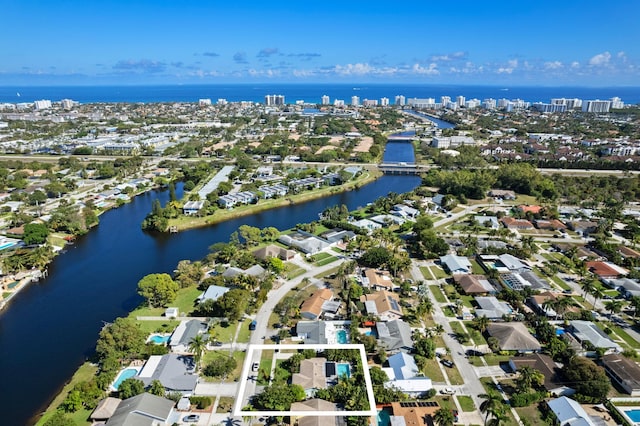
[0,142,419,425]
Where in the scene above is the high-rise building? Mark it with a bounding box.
[533,103,567,113]
[217,98,228,105]
[363,99,378,107]
[351,96,360,106]
[441,96,451,105]
[60,99,75,110]
[265,95,285,106]
[551,98,582,109]
[582,100,611,113]
[380,97,389,106]
[456,96,466,107]
[321,95,330,105]
[482,98,496,110]
[34,99,52,110]
[334,99,345,106]
[395,95,406,106]
[610,97,624,109]
[198,98,212,106]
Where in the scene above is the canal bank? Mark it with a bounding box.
[1,140,420,425]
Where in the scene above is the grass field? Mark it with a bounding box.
[430,285,448,303]
[421,358,446,383]
[458,395,476,412]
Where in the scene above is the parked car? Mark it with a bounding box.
[441,387,455,395]
[440,359,454,368]
[183,414,200,422]
[252,362,259,372]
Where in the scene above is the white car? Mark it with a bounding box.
[441,387,455,395]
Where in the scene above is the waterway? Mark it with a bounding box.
[405,110,456,129]
[0,142,419,425]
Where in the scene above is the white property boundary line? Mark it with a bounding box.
[233,343,377,417]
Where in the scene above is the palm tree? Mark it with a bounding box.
[188,334,207,370]
[543,296,575,320]
[473,315,490,333]
[581,279,596,303]
[479,392,505,426]
[604,300,623,317]
[433,408,455,426]
[630,296,640,318]
[516,366,544,392]
[486,410,509,426]
[590,288,604,308]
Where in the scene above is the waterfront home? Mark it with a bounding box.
[218,191,257,208]
[350,218,382,234]
[90,397,121,423]
[392,203,420,219]
[137,354,198,395]
[221,264,266,279]
[169,320,208,353]
[197,285,230,303]
[253,244,296,261]
[104,393,178,425]
[182,200,204,216]
[360,290,403,321]
[486,322,542,353]
[278,231,331,254]
[259,184,288,198]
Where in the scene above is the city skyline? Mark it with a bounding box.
[2,0,639,86]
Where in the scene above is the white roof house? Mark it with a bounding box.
[475,296,513,319]
[547,396,596,426]
[198,285,230,302]
[440,254,472,274]
[388,352,420,380]
[570,321,622,353]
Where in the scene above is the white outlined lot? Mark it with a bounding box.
[233,343,377,418]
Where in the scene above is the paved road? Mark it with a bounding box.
[239,255,347,408]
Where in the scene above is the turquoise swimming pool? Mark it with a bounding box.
[337,329,348,344]
[111,368,139,390]
[337,363,350,378]
[149,334,170,344]
[377,409,391,426]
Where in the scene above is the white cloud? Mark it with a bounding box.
[571,61,580,69]
[589,51,611,66]
[430,51,467,62]
[333,63,374,75]
[411,63,439,75]
[544,61,563,70]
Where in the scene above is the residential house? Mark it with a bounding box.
[517,205,542,215]
[218,191,256,208]
[569,320,621,354]
[370,214,406,226]
[376,319,414,352]
[439,254,472,274]
[90,397,122,423]
[169,320,208,353]
[360,290,403,321]
[362,269,394,291]
[454,274,495,295]
[509,353,572,396]
[500,217,535,230]
[546,396,596,426]
[259,184,288,198]
[197,285,229,303]
[568,220,598,236]
[486,322,542,353]
[488,189,516,200]
[278,231,331,254]
[292,358,328,396]
[586,261,628,279]
[350,218,382,234]
[105,393,177,426]
[221,264,266,279]
[619,246,640,260]
[253,244,296,261]
[182,200,204,216]
[528,292,564,318]
[392,204,420,219]
[383,353,433,397]
[137,354,198,395]
[300,289,339,320]
[321,229,356,244]
[389,402,439,426]
[474,216,500,229]
[602,353,640,396]
[535,219,567,231]
[608,278,640,298]
[474,296,513,320]
[294,320,351,345]
[291,399,340,426]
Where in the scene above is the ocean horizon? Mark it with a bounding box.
[1,83,639,105]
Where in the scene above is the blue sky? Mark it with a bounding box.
[2,0,639,86]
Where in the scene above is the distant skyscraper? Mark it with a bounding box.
[582,99,611,113]
[380,97,389,106]
[217,98,228,105]
[34,99,52,110]
[351,96,360,106]
[610,97,624,109]
[441,96,451,105]
[265,94,285,106]
[334,99,345,106]
[60,99,74,109]
[395,95,406,106]
[363,99,378,107]
[321,95,330,105]
[198,98,212,106]
[456,96,465,107]
[482,98,496,110]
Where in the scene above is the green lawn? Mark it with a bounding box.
[216,397,235,413]
[311,252,333,262]
[445,364,465,386]
[463,322,488,346]
[430,285,447,303]
[209,321,242,343]
[420,266,435,280]
[457,395,476,412]
[314,255,338,266]
[515,405,547,426]
[36,362,98,426]
[236,320,252,343]
[429,265,450,279]
[132,286,202,317]
[470,259,485,275]
[285,264,306,279]
[137,320,178,335]
[609,325,640,349]
[421,358,445,383]
[201,350,246,382]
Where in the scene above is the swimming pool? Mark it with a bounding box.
[377,409,391,426]
[620,407,640,424]
[337,363,350,378]
[336,330,348,344]
[111,368,139,391]
[148,334,170,344]
[0,241,17,250]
